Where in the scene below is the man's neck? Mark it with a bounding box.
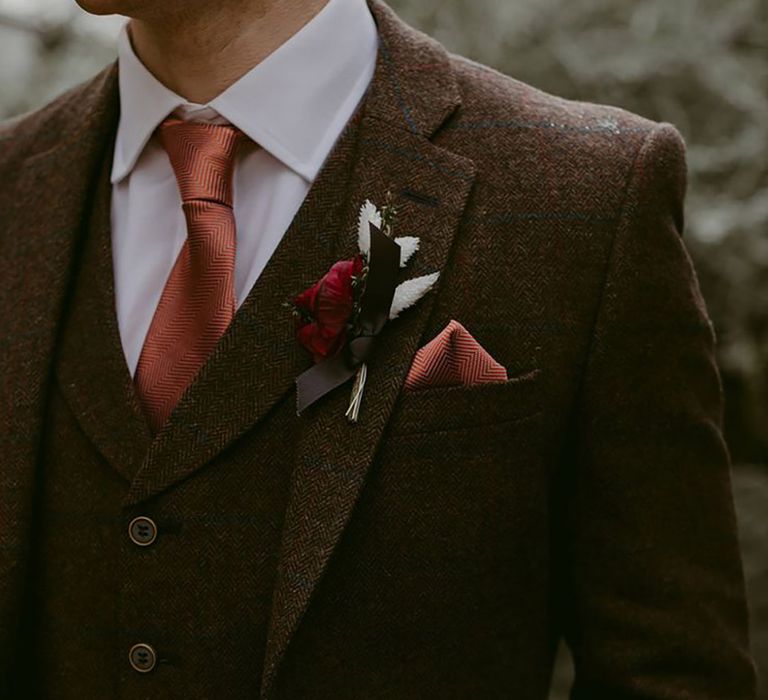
[129,0,330,105]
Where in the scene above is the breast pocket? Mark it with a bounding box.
[367,369,549,595]
[386,369,542,437]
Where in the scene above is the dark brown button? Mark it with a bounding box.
[128,642,157,673]
[128,516,157,547]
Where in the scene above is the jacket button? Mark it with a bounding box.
[128,642,157,673]
[128,516,158,547]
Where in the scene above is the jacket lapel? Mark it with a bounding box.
[0,66,119,664]
[260,2,476,696]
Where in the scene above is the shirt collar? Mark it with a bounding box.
[112,0,378,184]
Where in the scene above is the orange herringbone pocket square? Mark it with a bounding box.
[404,320,508,391]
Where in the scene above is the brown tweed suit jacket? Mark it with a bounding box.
[0,1,757,697]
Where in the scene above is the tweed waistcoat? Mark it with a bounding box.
[13,108,363,698]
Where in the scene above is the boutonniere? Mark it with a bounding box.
[288,196,440,422]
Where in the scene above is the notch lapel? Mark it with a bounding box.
[0,66,119,664]
[261,2,476,696]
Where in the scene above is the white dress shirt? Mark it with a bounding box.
[111,0,378,377]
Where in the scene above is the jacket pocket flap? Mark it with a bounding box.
[387,369,542,436]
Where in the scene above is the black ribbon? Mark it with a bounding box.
[295,222,401,415]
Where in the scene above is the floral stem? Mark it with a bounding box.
[345,363,368,423]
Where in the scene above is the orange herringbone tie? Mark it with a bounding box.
[134,118,246,433]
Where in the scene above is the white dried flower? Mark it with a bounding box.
[357,200,382,257]
[394,236,420,267]
[389,272,440,320]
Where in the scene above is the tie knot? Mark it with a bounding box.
[158,117,244,207]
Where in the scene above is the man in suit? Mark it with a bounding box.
[0,0,757,697]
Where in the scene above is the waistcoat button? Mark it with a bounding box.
[128,642,157,673]
[128,516,158,546]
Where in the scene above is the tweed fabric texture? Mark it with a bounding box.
[403,318,508,390]
[135,119,246,433]
[0,0,757,698]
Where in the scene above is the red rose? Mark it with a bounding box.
[293,255,364,362]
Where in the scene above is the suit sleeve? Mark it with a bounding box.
[559,124,758,699]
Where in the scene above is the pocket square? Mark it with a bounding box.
[404,320,508,391]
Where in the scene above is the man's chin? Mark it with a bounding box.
[74,0,139,16]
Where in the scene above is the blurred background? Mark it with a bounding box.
[1,0,766,696]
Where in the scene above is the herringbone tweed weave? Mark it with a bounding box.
[0,0,757,698]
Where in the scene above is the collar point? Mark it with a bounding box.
[110,164,130,185]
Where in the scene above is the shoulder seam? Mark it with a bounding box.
[569,123,672,401]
